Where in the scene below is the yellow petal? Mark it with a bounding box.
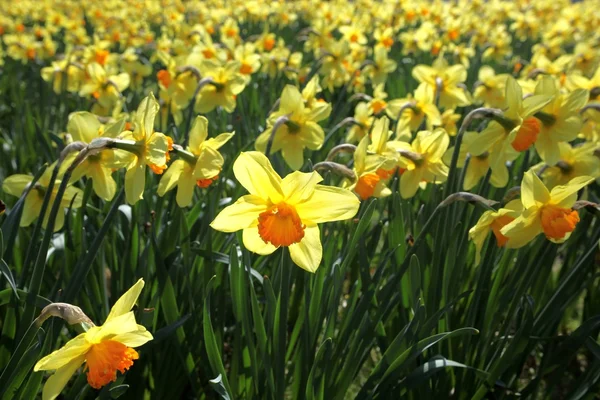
[111,326,154,348]
[41,355,85,400]
[188,116,209,153]
[88,164,116,201]
[211,195,268,232]
[242,226,278,255]
[281,171,323,204]
[106,278,145,322]
[549,176,594,208]
[93,312,139,342]
[193,146,223,179]
[158,160,185,197]
[125,160,146,205]
[289,226,322,273]
[204,132,235,150]
[501,208,542,249]
[521,170,550,209]
[176,168,197,208]
[21,192,43,227]
[67,112,101,144]
[400,168,423,199]
[138,92,159,140]
[295,186,360,224]
[233,152,283,202]
[145,133,168,166]
[2,174,33,197]
[34,333,89,371]
[281,143,305,171]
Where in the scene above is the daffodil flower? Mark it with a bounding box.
[346,102,374,143]
[34,279,153,400]
[535,142,600,189]
[194,59,246,114]
[389,83,442,140]
[443,131,517,190]
[210,152,360,272]
[348,135,393,201]
[158,116,234,207]
[469,77,552,173]
[79,62,130,115]
[469,200,523,265]
[501,171,594,248]
[255,85,331,170]
[115,93,170,205]
[390,128,450,199]
[2,165,83,232]
[412,57,472,109]
[473,66,510,108]
[532,76,589,165]
[66,112,128,201]
[364,46,397,86]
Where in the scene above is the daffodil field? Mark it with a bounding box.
[1,0,600,399]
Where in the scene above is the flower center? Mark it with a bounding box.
[196,175,219,188]
[240,62,253,75]
[490,215,515,247]
[264,37,276,51]
[511,117,541,151]
[95,49,109,65]
[157,69,172,89]
[540,204,579,240]
[85,340,139,390]
[258,202,305,247]
[371,99,387,115]
[354,173,381,200]
[382,37,394,48]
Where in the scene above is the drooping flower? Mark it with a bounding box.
[210,152,360,272]
[34,279,153,400]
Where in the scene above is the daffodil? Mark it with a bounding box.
[255,85,331,170]
[444,131,517,190]
[501,171,594,248]
[532,76,589,165]
[469,200,523,265]
[469,77,552,173]
[412,57,472,109]
[115,93,170,205]
[390,84,442,140]
[364,46,397,86]
[156,50,199,126]
[41,59,85,94]
[34,279,153,400]
[194,59,246,114]
[390,128,450,199]
[79,63,130,116]
[536,142,600,189]
[210,152,360,272]
[66,112,129,201]
[2,165,83,232]
[158,116,234,207]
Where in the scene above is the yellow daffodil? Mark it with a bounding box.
[390,83,442,140]
[156,50,199,126]
[391,128,450,199]
[79,63,130,116]
[66,112,128,201]
[255,85,331,170]
[444,131,517,190]
[347,119,399,200]
[41,59,85,94]
[536,142,600,189]
[469,200,523,265]
[412,57,472,109]
[34,279,152,400]
[116,93,170,205]
[2,165,83,232]
[158,116,234,207]
[194,59,246,114]
[532,76,589,165]
[469,77,552,173]
[210,152,360,272]
[364,46,397,86]
[501,171,594,247]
